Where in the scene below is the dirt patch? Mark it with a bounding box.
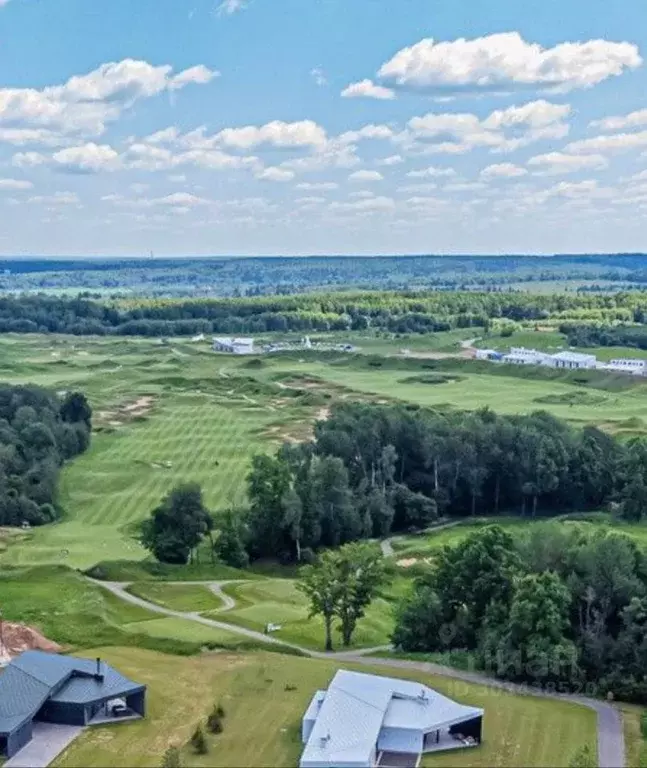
[96,396,155,428]
[396,557,432,568]
[316,406,331,421]
[0,621,61,660]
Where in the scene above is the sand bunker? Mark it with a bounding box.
[0,622,61,662]
[97,396,155,427]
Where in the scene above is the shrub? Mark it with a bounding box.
[206,702,225,734]
[189,724,208,754]
[641,711,647,739]
[160,746,182,768]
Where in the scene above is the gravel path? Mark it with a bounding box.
[90,578,625,767]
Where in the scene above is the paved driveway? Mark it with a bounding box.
[5,722,84,768]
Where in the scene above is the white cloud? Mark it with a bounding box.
[168,174,187,183]
[591,109,647,132]
[376,155,403,166]
[216,0,247,15]
[12,151,46,168]
[51,143,122,173]
[256,167,295,182]
[0,178,33,191]
[295,196,326,205]
[375,32,641,95]
[0,60,217,147]
[401,99,570,155]
[481,162,527,179]
[216,119,327,150]
[295,182,339,191]
[348,170,384,182]
[28,191,80,206]
[445,181,487,192]
[0,128,70,147]
[565,130,647,154]
[406,166,457,178]
[528,151,608,175]
[169,65,219,90]
[338,124,394,144]
[310,68,327,87]
[546,179,615,200]
[341,79,396,100]
[397,182,438,193]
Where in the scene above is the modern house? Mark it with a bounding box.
[0,651,146,759]
[213,337,255,355]
[502,347,552,366]
[474,349,503,361]
[300,670,483,768]
[549,351,597,370]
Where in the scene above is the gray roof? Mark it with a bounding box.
[300,670,483,767]
[0,651,144,734]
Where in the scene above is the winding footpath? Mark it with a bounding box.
[91,578,625,768]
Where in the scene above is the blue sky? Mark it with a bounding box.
[1,0,646,256]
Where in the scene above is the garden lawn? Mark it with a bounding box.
[53,647,598,768]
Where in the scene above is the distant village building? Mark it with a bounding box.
[602,358,647,376]
[213,337,255,355]
[502,347,552,366]
[474,349,502,361]
[549,351,597,370]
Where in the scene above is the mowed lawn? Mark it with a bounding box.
[127,582,227,613]
[212,578,402,651]
[54,647,598,768]
[2,395,277,569]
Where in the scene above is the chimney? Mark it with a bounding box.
[94,657,104,682]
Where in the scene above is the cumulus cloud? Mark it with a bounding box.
[348,170,384,182]
[50,143,122,173]
[565,130,647,154]
[330,196,395,213]
[406,166,457,179]
[256,167,295,182]
[338,124,394,144]
[528,151,608,175]
[341,79,396,100]
[400,100,570,155]
[376,155,403,166]
[590,108,647,132]
[374,32,641,95]
[0,178,33,190]
[480,163,527,179]
[28,191,80,206]
[216,120,327,150]
[0,59,217,141]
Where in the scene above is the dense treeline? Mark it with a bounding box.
[393,524,647,702]
[222,404,647,564]
[2,254,647,298]
[0,290,646,337]
[0,386,92,526]
[562,323,647,350]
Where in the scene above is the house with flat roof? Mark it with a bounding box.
[213,337,255,355]
[300,670,483,768]
[0,651,146,759]
[549,351,597,370]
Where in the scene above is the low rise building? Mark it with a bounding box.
[601,358,647,375]
[213,337,255,355]
[549,351,597,370]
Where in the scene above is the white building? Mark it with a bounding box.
[474,349,501,361]
[602,358,647,376]
[300,670,483,768]
[502,347,552,366]
[213,337,255,355]
[549,351,597,370]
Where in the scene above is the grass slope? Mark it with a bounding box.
[54,647,597,768]
[127,582,226,613]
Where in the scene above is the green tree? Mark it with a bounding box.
[335,543,387,646]
[247,454,292,558]
[297,550,343,651]
[141,484,213,565]
[60,391,92,427]
[206,703,224,734]
[213,508,249,569]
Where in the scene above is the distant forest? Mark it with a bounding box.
[1,253,647,297]
[0,290,646,336]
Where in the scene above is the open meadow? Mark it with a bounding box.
[52,646,598,768]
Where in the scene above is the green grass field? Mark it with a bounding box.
[53,647,598,768]
[127,582,227,613]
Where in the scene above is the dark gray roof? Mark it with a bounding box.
[0,651,145,734]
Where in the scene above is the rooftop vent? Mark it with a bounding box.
[319,732,331,748]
